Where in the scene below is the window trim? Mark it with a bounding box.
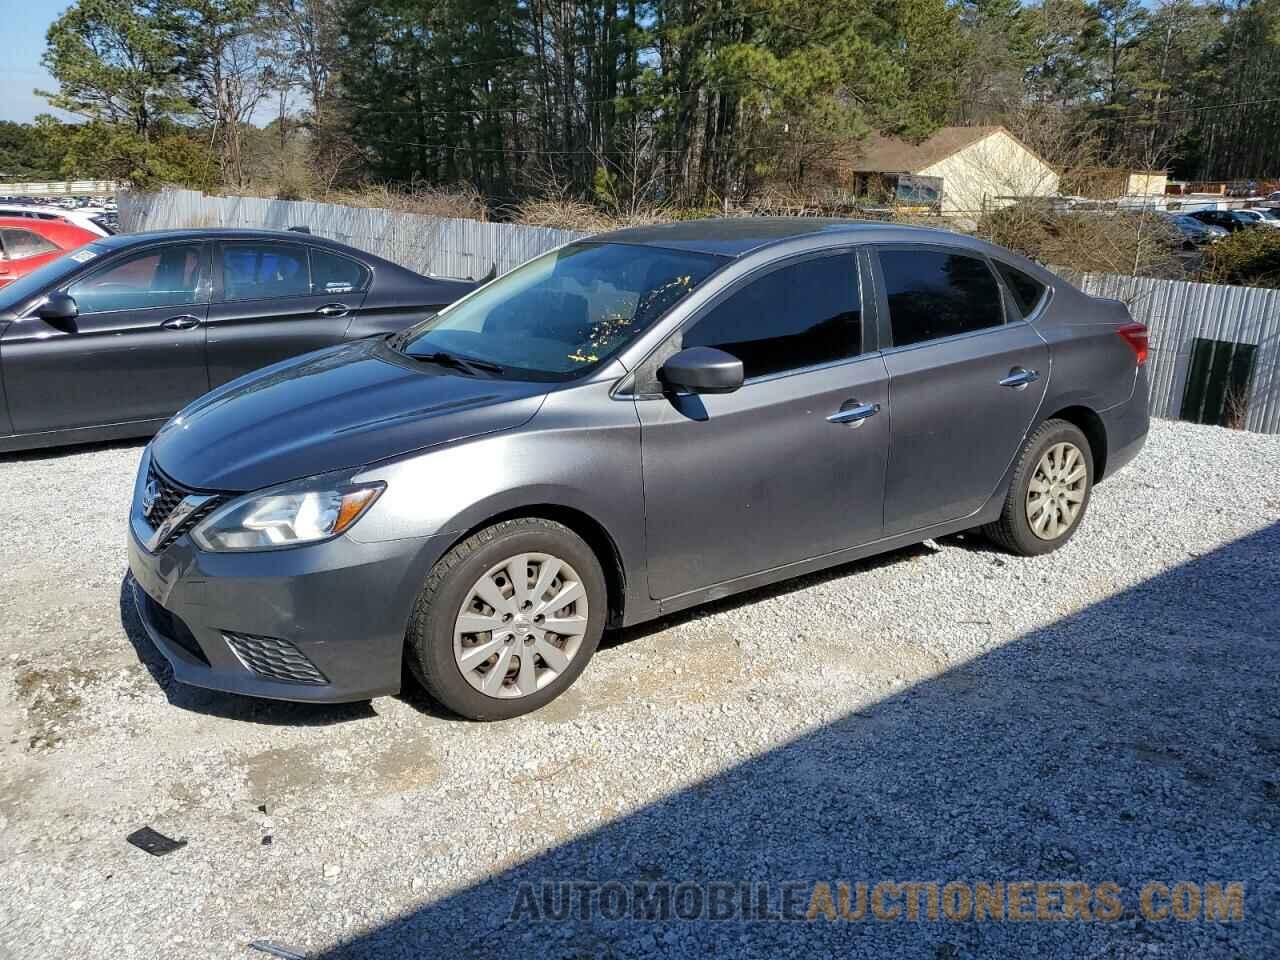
[60,240,211,316]
[308,247,372,296]
[990,258,1051,321]
[869,242,1022,355]
[215,239,313,303]
[622,246,873,398]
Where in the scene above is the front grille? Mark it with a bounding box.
[145,464,188,527]
[139,591,210,666]
[144,463,226,551]
[223,631,328,685]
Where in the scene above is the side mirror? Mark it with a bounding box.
[38,293,79,323]
[659,346,744,395]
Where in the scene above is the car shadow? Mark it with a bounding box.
[117,577,377,727]
[308,521,1279,958]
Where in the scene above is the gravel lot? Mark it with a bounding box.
[1,418,1278,959]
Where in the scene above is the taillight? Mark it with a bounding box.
[1117,322,1149,366]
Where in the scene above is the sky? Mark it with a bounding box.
[0,1,74,123]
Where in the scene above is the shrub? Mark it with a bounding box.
[1203,228,1280,288]
[979,202,1181,277]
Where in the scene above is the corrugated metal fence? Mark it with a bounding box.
[118,187,585,280]
[120,188,1280,434]
[1066,272,1280,434]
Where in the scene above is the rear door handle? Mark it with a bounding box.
[162,314,202,330]
[827,401,881,425]
[316,303,350,318]
[999,367,1040,388]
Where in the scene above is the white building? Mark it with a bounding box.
[845,126,1060,216]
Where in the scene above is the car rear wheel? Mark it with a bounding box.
[406,518,606,720]
[983,419,1094,556]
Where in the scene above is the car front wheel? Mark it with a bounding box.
[406,518,606,720]
[983,418,1094,556]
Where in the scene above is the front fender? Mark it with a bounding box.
[346,381,646,600]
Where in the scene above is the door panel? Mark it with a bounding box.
[881,323,1048,534]
[638,249,888,600]
[206,240,369,386]
[205,292,369,387]
[2,304,210,434]
[638,357,890,600]
[1,242,210,435]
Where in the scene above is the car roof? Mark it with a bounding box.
[590,217,985,258]
[90,227,357,248]
[0,215,97,239]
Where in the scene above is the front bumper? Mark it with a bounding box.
[127,490,452,703]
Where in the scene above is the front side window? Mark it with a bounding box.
[68,245,202,313]
[879,249,1004,347]
[310,249,370,295]
[398,242,726,380]
[682,254,862,379]
[1,228,59,260]
[222,242,310,300]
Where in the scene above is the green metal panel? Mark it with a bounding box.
[1180,338,1257,427]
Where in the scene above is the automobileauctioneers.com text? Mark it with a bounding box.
[509,880,1245,924]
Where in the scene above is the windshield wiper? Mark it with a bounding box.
[410,350,504,376]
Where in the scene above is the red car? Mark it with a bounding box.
[0,217,99,288]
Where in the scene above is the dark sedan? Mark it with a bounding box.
[128,219,1150,720]
[0,229,475,452]
[1187,209,1263,233]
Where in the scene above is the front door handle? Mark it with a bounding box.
[999,367,1040,389]
[827,401,881,425]
[316,303,350,318]
[162,314,202,330]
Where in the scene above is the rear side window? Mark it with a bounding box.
[221,242,309,300]
[1,228,59,260]
[682,254,862,379]
[994,262,1048,316]
[879,249,1004,347]
[310,249,370,295]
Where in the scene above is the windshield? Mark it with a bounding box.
[0,243,109,314]
[397,242,727,380]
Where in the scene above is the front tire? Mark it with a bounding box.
[406,518,606,720]
[983,419,1094,556]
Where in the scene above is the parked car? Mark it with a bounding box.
[0,217,98,288]
[1243,207,1280,226]
[0,228,476,452]
[127,219,1150,720]
[1166,213,1227,246]
[1187,209,1264,233]
[0,202,117,237]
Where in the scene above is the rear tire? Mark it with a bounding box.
[406,518,606,720]
[983,419,1094,556]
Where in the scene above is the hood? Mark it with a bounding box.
[152,338,549,491]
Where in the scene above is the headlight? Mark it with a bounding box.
[191,476,385,552]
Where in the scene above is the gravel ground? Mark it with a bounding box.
[1,418,1278,959]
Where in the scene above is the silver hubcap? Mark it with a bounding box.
[453,553,589,699]
[1026,441,1087,540]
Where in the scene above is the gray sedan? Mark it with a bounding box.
[127,219,1149,719]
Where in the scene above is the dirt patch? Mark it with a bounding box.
[14,666,99,751]
[239,738,441,805]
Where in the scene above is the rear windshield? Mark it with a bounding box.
[397,242,727,380]
[0,242,109,314]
